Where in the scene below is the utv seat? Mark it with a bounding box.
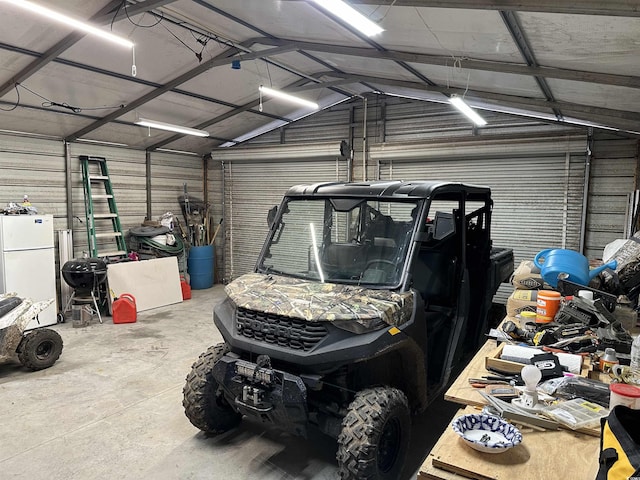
[0,296,23,318]
[322,243,367,277]
[361,238,400,283]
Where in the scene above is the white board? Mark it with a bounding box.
[107,257,182,312]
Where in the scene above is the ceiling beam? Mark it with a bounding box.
[0,96,234,144]
[312,72,640,132]
[0,41,289,122]
[254,38,640,90]
[0,0,177,99]
[93,0,176,24]
[146,79,310,151]
[191,0,357,98]
[306,1,437,88]
[499,10,562,120]
[0,0,122,98]
[291,79,359,92]
[296,0,640,17]
[65,44,297,142]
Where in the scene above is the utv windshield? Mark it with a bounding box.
[258,198,420,287]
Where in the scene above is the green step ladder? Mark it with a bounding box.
[80,155,127,258]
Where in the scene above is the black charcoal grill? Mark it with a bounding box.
[62,258,107,294]
[61,258,107,323]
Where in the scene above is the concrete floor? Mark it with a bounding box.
[0,286,459,479]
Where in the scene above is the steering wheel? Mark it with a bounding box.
[365,259,396,270]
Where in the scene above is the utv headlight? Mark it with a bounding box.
[332,317,387,334]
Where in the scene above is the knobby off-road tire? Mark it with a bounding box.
[337,387,411,480]
[17,328,63,371]
[183,343,241,434]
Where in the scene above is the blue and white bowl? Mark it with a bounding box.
[451,413,522,454]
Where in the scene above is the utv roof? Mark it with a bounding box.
[285,180,491,200]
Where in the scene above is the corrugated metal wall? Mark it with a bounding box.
[0,131,205,307]
[382,101,578,142]
[0,133,68,309]
[246,95,583,183]
[209,143,349,281]
[148,151,205,222]
[584,134,639,259]
[246,109,352,147]
[0,133,67,230]
[67,144,147,256]
[370,137,587,302]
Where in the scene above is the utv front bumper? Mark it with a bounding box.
[212,355,309,437]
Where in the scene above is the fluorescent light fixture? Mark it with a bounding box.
[3,0,133,48]
[259,86,319,110]
[449,95,487,126]
[156,148,201,156]
[311,0,383,37]
[220,94,349,147]
[76,138,129,147]
[135,118,210,137]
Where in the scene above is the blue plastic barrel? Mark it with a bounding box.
[187,245,215,289]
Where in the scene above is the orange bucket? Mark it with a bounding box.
[536,290,561,323]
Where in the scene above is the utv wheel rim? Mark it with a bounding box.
[35,340,54,360]
[378,417,401,472]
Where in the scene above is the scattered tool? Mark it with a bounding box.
[501,320,534,341]
[210,218,223,245]
[469,378,509,387]
[485,384,519,400]
[479,391,560,430]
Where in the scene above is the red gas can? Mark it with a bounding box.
[112,293,137,324]
[181,280,191,300]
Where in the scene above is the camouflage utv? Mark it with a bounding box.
[183,180,513,479]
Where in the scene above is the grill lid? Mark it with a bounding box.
[61,258,108,290]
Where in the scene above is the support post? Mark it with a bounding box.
[64,141,73,229]
[145,150,152,220]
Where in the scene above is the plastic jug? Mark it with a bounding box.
[112,293,137,324]
[533,248,617,287]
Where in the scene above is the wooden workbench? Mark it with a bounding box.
[419,332,602,480]
[444,340,499,408]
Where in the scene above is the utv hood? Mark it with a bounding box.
[225,273,413,328]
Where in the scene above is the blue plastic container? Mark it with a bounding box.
[187,245,215,289]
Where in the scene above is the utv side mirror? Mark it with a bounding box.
[267,206,278,227]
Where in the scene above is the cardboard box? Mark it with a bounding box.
[511,260,544,290]
[485,343,525,375]
[602,231,640,291]
[506,289,538,317]
[486,343,586,376]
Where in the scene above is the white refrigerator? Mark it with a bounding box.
[0,215,57,330]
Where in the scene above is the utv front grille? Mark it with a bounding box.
[236,308,328,351]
